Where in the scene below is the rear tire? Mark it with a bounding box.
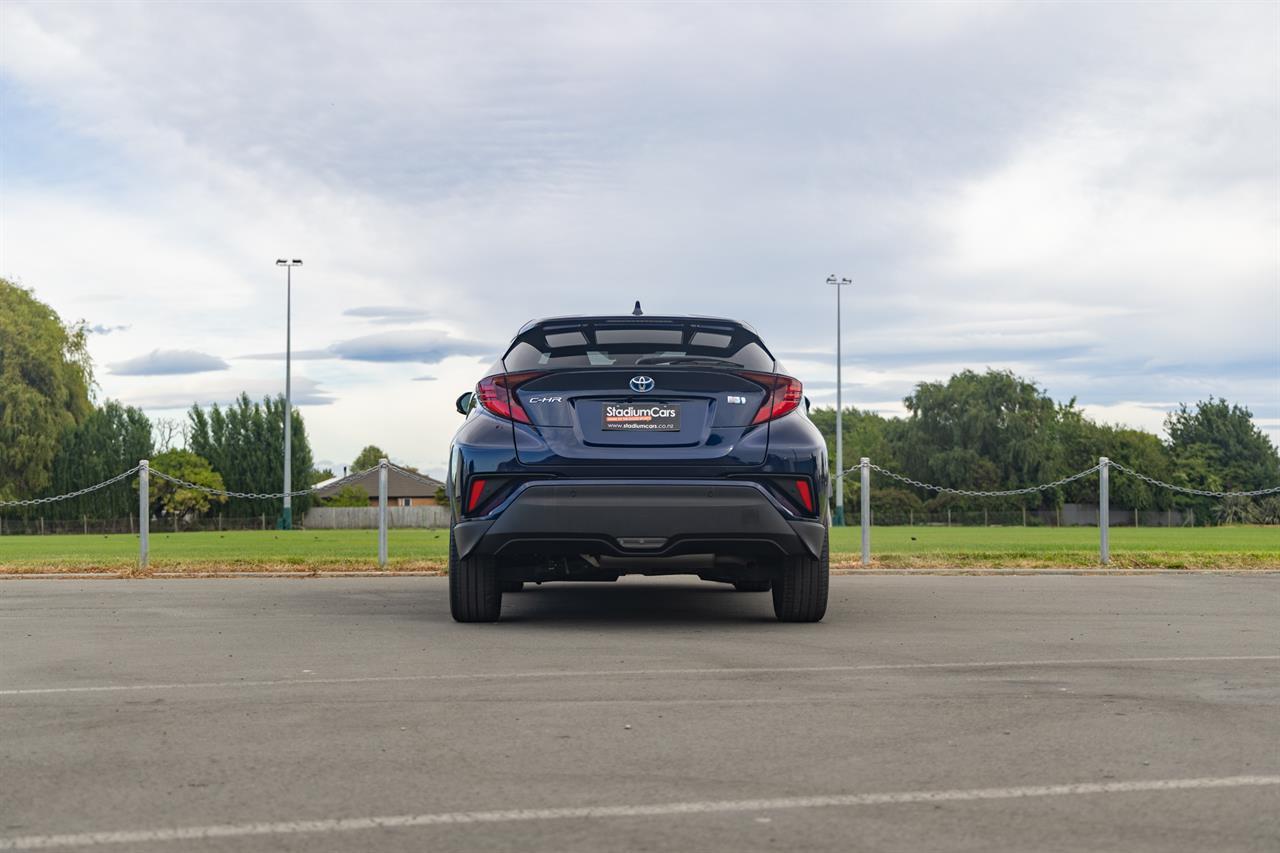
[501,580,525,593]
[449,526,502,622]
[772,530,828,622]
[733,580,771,592]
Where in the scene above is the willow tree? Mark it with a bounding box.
[0,279,93,499]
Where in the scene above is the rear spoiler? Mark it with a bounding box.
[503,317,777,363]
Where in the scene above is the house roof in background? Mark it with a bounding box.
[312,468,443,499]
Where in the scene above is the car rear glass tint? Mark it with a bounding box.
[504,322,775,371]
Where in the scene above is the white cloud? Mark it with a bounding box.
[122,376,334,410]
[109,349,228,376]
[1,1,1275,469]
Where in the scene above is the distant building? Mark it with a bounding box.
[312,468,444,507]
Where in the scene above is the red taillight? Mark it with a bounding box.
[794,479,814,512]
[467,479,487,513]
[475,371,545,424]
[740,372,804,424]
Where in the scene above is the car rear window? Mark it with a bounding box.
[504,321,776,371]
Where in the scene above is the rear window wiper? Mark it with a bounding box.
[633,355,745,368]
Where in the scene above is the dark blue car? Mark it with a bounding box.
[446,311,830,622]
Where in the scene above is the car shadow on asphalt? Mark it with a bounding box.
[493,580,786,625]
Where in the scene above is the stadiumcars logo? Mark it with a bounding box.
[602,403,681,431]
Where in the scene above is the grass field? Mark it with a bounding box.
[0,525,1275,573]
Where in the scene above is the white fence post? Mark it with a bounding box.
[377,459,388,568]
[860,457,871,566]
[138,459,149,568]
[1099,457,1110,565]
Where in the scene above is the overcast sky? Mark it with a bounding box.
[2,1,1277,478]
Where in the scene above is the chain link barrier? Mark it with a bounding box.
[2,461,422,508]
[5,459,1276,510]
[848,462,1102,497]
[148,464,383,501]
[0,465,142,508]
[842,460,1279,500]
[1108,461,1280,499]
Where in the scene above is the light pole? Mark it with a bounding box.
[276,259,302,529]
[827,275,852,526]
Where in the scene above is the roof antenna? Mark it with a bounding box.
[632,300,643,316]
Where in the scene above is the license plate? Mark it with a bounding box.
[602,402,681,431]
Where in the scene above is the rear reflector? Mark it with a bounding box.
[476,371,546,424]
[466,479,487,513]
[795,479,814,512]
[739,372,804,424]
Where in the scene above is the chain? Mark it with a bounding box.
[1109,461,1280,498]
[7,459,1274,507]
[853,462,1102,497]
[386,463,444,489]
[149,464,383,500]
[311,464,382,493]
[0,465,142,507]
[149,469,315,499]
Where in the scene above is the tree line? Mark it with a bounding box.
[810,369,1280,524]
[3,279,1276,524]
[1,279,339,523]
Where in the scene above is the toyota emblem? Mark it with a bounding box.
[629,375,655,393]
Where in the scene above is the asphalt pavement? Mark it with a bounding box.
[1,575,1277,852]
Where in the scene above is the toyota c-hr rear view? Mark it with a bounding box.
[446,311,830,622]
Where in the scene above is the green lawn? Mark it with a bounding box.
[0,525,1275,572]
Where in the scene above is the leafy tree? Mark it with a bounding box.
[1053,411,1175,511]
[323,485,370,507]
[1164,399,1280,521]
[352,445,388,471]
[148,449,227,520]
[900,370,1060,508]
[1166,398,1280,488]
[188,394,315,517]
[309,467,335,485]
[0,279,93,498]
[808,406,900,509]
[41,400,153,519]
[858,486,924,521]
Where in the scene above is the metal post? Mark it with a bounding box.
[860,457,871,566]
[377,458,388,568]
[283,264,292,530]
[828,275,851,526]
[276,259,301,529]
[139,459,149,568]
[1099,457,1110,565]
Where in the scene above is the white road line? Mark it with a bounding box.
[2,654,1275,697]
[1,776,1275,850]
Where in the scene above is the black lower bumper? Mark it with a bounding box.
[453,480,826,561]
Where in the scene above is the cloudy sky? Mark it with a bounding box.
[2,1,1276,478]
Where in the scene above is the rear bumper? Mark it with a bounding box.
[453,480,826,560]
